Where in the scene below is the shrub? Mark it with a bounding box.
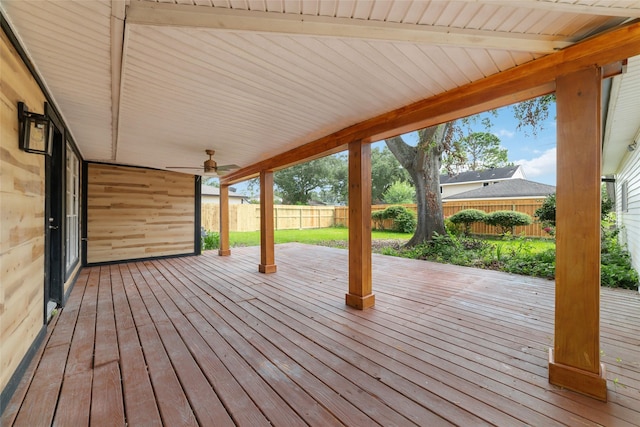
[601,228,639,289]
[371,205,417,233]
[448,209,487,235]
[485,211,532,235]
[534,193,556,227]
[202,230,220,250]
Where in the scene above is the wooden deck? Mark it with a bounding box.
[3,243,640,426]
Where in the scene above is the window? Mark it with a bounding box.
[65,144,80,273]
[621,181,628,213]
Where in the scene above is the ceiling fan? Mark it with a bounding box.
[167,149,239,176]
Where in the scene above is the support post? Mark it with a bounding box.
[218,184,231,256]
[549,66,606,401]
[346,141,375,309]
[259,170,277,273]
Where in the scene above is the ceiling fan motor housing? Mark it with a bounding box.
[204,158,217,172]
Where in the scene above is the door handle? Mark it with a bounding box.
[49,225,58,230]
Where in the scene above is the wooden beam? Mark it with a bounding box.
[345,141,374,310]
[549,66,606,401]
[218,184,231,256]
[126,0,570,53]
[222,22,640,185]
[258,170,276,274]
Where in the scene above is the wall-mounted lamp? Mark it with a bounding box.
[18,102,52,155]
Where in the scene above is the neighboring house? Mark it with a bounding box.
[440,165,525,198]
[202,185,249,204]
[602,55,640,278]
[443,178,555,201]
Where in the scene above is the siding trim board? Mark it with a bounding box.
[0,326,47,415]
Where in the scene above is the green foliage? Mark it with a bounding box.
[274,155,346,205]
[202,231,220,250]
[371,205,417,233]
[382,180,415,204]
[371,146,411,203]
[534,193,556,227]
[485,210,532,235]
[451,131,509,172]
[601,228,639,289]
[448,209,487,235]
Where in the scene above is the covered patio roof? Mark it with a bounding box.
[1,0,639,178]
[4,244,640,426]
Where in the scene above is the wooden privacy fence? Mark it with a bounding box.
[203,199,548,237]
[202,204,336,232]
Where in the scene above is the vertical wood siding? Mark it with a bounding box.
[0,29,47,392]
[86,164,195,263]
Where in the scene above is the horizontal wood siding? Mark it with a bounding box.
[0,29,46,393]
[87,164,195,263]
[616,149,640,275]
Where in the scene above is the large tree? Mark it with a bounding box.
[386,95,554,246]
[386,124,456,247]
[273,156,344,204]
[446,131,509,172]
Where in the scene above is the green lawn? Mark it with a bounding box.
[229,227,409,247]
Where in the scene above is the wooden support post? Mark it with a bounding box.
[218,184,231,256]
[259,170,277,273]
[549,66,606,401]
[346,141,375,310]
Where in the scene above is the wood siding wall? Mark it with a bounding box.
[87,164,195,263]
[0,29,47,393]
[616,149,640,275]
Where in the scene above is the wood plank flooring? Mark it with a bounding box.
[3,243,640,426]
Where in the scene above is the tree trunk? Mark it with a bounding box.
[385,124,448,246]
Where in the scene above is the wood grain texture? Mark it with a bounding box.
[259,170,276,273]
[0,28,46,394]
[6,245,640,425]
[218,185,230,256]
[551,66,606,399]
[346,141,374,309]
[86,164,195,263]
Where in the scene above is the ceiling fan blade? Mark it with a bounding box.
[166,166,202,169]
[216,164,240,171]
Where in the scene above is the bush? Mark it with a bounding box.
[449,209,487,235]
[202,230,220,250]
[371,205,417,233]
[485,211,532,235]
[382,180,415,204]
[601,228,639,289]
[534,193,556,227]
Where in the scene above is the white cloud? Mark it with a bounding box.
[514,147,556,182]
[495,129,515,138]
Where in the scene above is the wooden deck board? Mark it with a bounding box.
[4,243,640,426]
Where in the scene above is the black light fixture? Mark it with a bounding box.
[17,102,52,155]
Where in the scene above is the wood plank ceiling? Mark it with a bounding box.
[1,0,639,176]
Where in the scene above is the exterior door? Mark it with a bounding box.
[44,124,64,312]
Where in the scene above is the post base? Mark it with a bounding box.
[548,349,607,401]
[345,293,375,310]
[218,249,231,256]
[258,264,277,274]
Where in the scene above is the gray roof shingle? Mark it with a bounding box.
[440,165,521,185]
[444,178,555,200]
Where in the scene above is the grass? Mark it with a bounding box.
[229,227,409,247]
